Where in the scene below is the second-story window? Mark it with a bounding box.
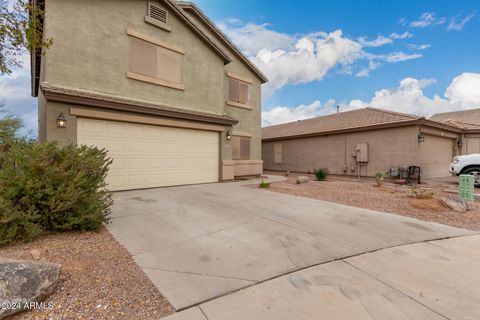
[129,35,183,88]
[228,77,251,106]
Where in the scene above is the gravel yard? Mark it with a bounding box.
[0,229,174,320]
[263,172,480,231]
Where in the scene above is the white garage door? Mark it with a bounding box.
[419,135,453,179]
[77,118,219,191]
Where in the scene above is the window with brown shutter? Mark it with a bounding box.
[228,77,251,106]
[129,35,183,89]
[232,136,251,160]
[274,143,282,164]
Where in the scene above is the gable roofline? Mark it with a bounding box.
[262,107,463,142]
[162,0,231,63]
[30,0,233,97]
[177,1,268,83]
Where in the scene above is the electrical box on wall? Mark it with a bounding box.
[356,143,369,162]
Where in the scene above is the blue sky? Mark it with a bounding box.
[1,0,480,133]
[193,0,480,125]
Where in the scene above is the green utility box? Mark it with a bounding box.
[459,174,475,201]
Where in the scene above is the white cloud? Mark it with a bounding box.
[261,99,336,127]
[219,20,425,99]
[263,73,480,126]
[398,17,407,26]
[378,52,423,63]
[355,61,380,78]
[345,77,454,117]
[445,73,480,107]
[408,43,431,50]
[447,12,476,31]
[356,31,413,48]
[409,12,446,28]
[254,30,363,99]
[390,31,413,39]
[217,21,295,56]
[357,35,392,47]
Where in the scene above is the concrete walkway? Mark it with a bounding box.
[108,176,476,316]
[164,234,480,320]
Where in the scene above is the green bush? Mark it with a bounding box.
[313,168,328,181]
[259,179,271,188]
[0,140,113,245]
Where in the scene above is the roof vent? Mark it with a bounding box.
[148,2,168,24]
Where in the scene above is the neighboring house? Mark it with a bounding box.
[431,108,480,155]
[262,108,470,179]
[31,0,267,191]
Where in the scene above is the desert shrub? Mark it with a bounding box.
[259,179,271,188]
[375,172,386,187]
[0,140,113,245]
[410,187,434,199]
[314,168,328,181]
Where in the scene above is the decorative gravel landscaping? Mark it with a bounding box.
[0,229,174,320]
[263,172,480,231]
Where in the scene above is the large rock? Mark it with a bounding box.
[296,176,310,184]
[441,196,473,212]
[0,258,61,319]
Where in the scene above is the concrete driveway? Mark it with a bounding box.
[108,176,476,316]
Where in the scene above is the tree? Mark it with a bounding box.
[0,102,22,142]
[0,0,53,75]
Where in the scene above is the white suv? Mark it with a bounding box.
[449,154,480,187]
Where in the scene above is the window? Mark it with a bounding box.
[232,136,250,160]
[128,33,183,89]
[228,77,251,106]
[274,143,282,164]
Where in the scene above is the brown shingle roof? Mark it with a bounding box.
[262,108,422,140]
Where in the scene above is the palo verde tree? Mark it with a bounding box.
[0,0,53,75]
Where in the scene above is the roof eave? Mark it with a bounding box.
[421,119,464,133]
[262,119,424,142]
[164,0,232,64]
[178,2,268,83]
[41,83,238,126]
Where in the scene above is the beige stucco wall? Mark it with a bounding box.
[263,126,423,177]
[39,0,264,178]
[263,125,459,179]
[183,9,262,162]
[43,0,225,114]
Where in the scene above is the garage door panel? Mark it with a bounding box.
[104,139,127,152]
[77,118,219,191]
[126,123,147,137]
[79,138,104,148]
[420,135,453,179]
[78,118,103,136]
[104,121,126,137]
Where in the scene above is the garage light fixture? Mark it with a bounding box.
[56,113,67,128]
[417,132,425,143]
[457,138,463,147]
[226,130,232,140]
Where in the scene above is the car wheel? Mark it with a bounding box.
[462,167,480,187]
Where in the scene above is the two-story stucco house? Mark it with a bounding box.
[30,0,267,191]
